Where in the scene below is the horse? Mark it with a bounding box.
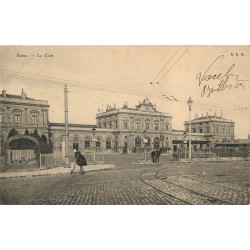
[151,150,161,163]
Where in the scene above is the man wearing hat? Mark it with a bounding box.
[71,149,87,175]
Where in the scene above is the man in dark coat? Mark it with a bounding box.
[71,151,87,174]
[151,150,161,163]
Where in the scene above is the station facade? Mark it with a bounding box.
[0,89,237,167]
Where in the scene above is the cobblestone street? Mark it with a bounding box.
[1,160,250,205]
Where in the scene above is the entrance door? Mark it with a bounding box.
[6,136,39,168]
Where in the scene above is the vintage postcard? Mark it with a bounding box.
[0,45,249,205]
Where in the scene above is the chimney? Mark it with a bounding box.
[21,88,26,99]
[2,90,7,97]
[220,109,223,118]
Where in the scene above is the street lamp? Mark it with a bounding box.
[160,134,164,152]
[143,130,147,163]
[187,97,193,160]
[183,132,187,160]
[92,127,96,163]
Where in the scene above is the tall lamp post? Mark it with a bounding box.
[92,127,96,163]
[160,134,164,152]
[64,85,69,167]
[183,132,187,160]
[143,130,147,163]
[187,97,193,160]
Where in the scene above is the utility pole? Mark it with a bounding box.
[187,97,193,160]
[64,85,70,167]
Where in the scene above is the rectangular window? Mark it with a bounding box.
[135,122,140,129]
[14,114,21,124]
[155,123,159,131]
[200,128,202,133]
[43,111,47,124]
[146,123,149,130]
[104,122,106,128]
[0,113,2,123]
[165,124,169,131]
[110,122,112,128]
[32,115,37,124]
[115,121,118,129]
[124,121,128,129]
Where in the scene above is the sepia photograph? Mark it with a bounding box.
[0,45,249,205]
[1,1,250,250]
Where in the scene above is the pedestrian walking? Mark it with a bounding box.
[70,150,87,175]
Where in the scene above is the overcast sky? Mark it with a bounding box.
[0,45,249,139]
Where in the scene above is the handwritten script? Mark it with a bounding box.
[196,55,249,98]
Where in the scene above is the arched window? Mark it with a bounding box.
[106,138,111,149]
[153,137,160,150]
[96,137,101,149]
[49,136,54,149]
[154,123,159,131]
[85,137,90,149]
[73,137,79,151]
[135,136,142,148]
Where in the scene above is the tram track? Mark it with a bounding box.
[155,166,249,205]
[175,169,250,205]
[139,169,191,205]
[156,168,232,205]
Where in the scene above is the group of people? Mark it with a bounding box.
[71,148,177,175]
[151,150,161,163]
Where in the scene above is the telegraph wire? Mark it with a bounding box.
[149,46,190,102]
[151,45,182,83]
[0,70,241,115]
[157,45,191,83]
[149,79,238,114]
[0,58,243,115]
[0,69,162,98]
[149,82,173,101]
[155,82,178,101]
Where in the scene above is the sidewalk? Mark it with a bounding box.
[0,163,115,179]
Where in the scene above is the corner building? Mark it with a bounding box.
[0,89,50,142]
[0,89,50,166]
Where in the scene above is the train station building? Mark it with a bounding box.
[0,89,238,168]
